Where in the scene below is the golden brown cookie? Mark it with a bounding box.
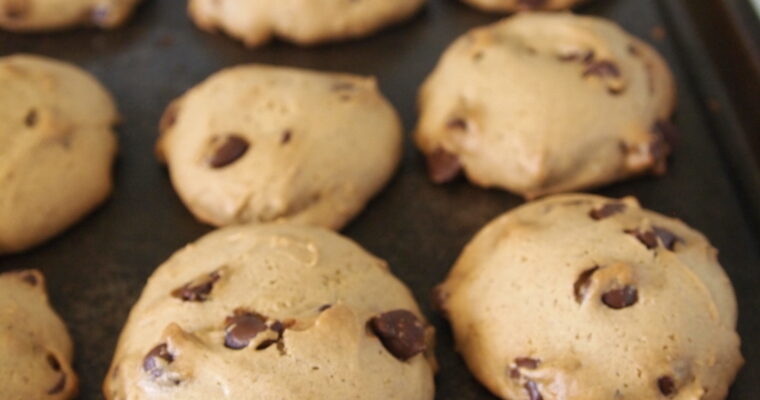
[105,224,436,400]
[0,269,78,400]
[0,0,142,31]
[157,64,402,230]
[188,0,425,47]
[436,194,743,400]
[416,13,677,198]
[0,54,118,254]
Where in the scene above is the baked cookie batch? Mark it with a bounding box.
[0,1,746,400]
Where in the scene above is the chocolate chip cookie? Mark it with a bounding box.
[416,13,677,198]
[461,0,590,13]
[435,194,743,400]
[156,64,402,230]
[0,0,142,31]
[105,224,436,399]
[188,0,425,47]
[0,54,118,254]
[0,269,78,399]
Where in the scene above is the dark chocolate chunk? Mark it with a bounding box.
[658,376,677,397]
[47,354,61,371]
[224,311,267,350]
[574,266,599,303]
[369,310,426,361]
[602,286,638,309]
[515,357,540,369]
[426,148,462,184]
[589,203,626,220]
[525,380,544,400]
[509,367,521,379]
[281,130,292,144]
[653,226,680,251]
[209,135,249,168]
[626,229,658,249]
[583,61,621,78]
[171,272,220,302]
[24,109,37,127]
[318,304,332,312]
[143,344,174,378]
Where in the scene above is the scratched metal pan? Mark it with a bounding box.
[1,0,759,398]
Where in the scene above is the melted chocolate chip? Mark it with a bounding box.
[209,135,250,168]
[24,109,37,127]
[574,266,599,303]
[281,130,292,144]
[583,61,621,78]
[525,380,544,400]
[509,368,521,379]
[47,354,61,371]
[515,357,540,369]
[369,310,426,361]
[224,311,267,350]
[426,148,462,184]
[143,344,174,378]
[171,272,220,302]
[602,286,638,309]
[589,203,626,220]
[626,229,658,249]
[47,374,66,395]
[658,376,677,396]
[318,304,332,312]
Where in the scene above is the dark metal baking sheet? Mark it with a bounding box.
[1,0,759,398]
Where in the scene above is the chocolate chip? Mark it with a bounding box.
[602,286,638,309]
[281,130,292,144]
[653,226,680,251]
[583,61,621,78]
[47,354,61,371]
[171,272,220,302]
[446,118,467,130]
[369,310,426,361]
[626,229,658,249]
[658,376,677,396]
[525,380,544,400]
[224,311,267,350]
[589,203,626,220]
[515,357,540,369]
[318,304,332,312]
[628,44,640,56]
[574,266,599,303]
[143,344,174,378]
[426,148,461,184]
[517,0,548,9]
[509,368,521,379]
[47,374,66,395]
[209,135,250,168]
[24,109,37,127]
